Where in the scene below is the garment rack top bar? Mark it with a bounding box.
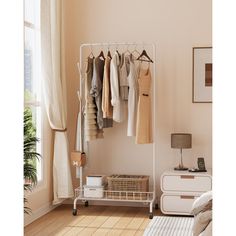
[80,42,155,48]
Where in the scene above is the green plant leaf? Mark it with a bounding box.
[23,107,42,214]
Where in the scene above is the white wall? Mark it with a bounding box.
[64,0,212,200]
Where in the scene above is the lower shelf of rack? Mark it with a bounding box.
[74,188,154,203]
[75,196,153,203]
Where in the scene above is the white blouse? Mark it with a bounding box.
[127,55,139,136]
[110,52,125,123]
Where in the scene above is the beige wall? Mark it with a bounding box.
[64,0,212,200]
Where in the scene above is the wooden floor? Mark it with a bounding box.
[24,204,162,236]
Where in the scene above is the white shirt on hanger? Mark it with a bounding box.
[110,51,125,123]
[127,55,139,136]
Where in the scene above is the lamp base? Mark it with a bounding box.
[174,166,188,171]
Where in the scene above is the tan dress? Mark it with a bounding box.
[136,67,153,144]
[102,57,113,118]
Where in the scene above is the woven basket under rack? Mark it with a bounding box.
[107,175,149,200]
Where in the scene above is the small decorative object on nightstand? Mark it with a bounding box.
[189,157,207,172]
[171,133,192,171]
[160,170,212,215]
[197,157,206,171]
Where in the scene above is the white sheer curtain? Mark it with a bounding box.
[41,0,73,204]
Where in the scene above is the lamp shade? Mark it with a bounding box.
[171,133,192,149]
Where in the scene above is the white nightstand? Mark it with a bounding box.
[160,170,212,215]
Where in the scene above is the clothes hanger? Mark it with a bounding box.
[108,51,112,59]
[124,44,132,56]
[98,50,105,60]
[88,51,94,59]
[107,50,112,59]
[131,44,141,59]
[107,44,112,59]
[88,44,95,58]
[97,43,105,60]
[136,49,153,63]
[115,43,121,57]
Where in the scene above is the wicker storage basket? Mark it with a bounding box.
[107,175,149,200]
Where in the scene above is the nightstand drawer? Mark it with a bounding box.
[161,193,200,215]
[161,174,212,192]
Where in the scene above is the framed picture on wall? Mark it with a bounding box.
[192,47,212,103]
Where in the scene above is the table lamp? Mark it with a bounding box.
[171,133,192,171]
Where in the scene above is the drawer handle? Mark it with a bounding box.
[180,175,195,179]
[180,195,195,199]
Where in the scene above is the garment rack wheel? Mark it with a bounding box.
[149,212,153,219]
[72,208,77,216]
[85,201,89,207]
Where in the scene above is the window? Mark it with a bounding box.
[24,0,42,182]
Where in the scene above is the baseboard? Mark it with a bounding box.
[24,202,58,226]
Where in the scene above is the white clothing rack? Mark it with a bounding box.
[73,42,157,219]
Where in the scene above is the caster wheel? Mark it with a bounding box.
[155,203,159,209]
[149,213,153,219]
[85,201,89,207]
[72,209,77,216]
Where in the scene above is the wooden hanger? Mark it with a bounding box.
[115,49,120,57]
[98,50,105,60]
[107,50,112,59]
[106,44,112,59]
[114,43,121,58]
[107,45,112,59]
[136,49,153,63]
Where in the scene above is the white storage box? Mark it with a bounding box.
[86,175,105,186]
[83,185,104,198]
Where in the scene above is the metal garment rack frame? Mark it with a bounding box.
[73,42,157,219]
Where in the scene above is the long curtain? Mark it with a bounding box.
[41,0,73,204]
